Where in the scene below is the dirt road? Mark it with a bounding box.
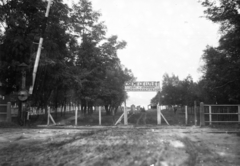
[0,126,239,166]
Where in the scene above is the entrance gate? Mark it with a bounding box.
[200,103,240,126]
[118,81,169,125]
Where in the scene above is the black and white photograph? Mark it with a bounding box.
[0,0,240,165]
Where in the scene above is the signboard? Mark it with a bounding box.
[125,81,160,92]
[18,90,28,101]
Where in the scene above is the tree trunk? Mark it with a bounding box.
[60,104,63,117]
[64,103,66,117]
[105,105,111,115]
[81,99,87,115]
[88,101,93,115]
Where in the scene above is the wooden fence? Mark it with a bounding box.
[200,102,240,126]
[0,102,11,122]
[177,105,200,126]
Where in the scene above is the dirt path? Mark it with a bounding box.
[0,126,239,166]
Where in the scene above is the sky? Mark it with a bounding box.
[68,0,220,108]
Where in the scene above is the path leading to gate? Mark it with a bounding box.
[0,126,240,166]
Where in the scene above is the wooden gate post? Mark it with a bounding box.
[194,101,197,125]
[47,107,50,125]
[6,102,11,122]
[185,106,188,125]
[209,106,212,125]
[99,106,101,125]
[75,107,78,126]
[157,104,161,125]
[200,102,205,126]
[124,100,128,125]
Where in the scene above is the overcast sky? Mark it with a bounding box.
[68,0,220,108]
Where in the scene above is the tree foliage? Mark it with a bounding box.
[0,0,134,113]
[151,74,199,106]
[200,0,240,103]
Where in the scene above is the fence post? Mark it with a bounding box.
[47,106,56,125]
[6,102,11,122]
[194,101,197,125]
[124,100,128,125]
[75,108,78,126]
[185,105,188,125]
[238,106,240,123]
[209,106,212,125]
[157,105,161,125]
[47,107,50,125]
[200,102,205,126]
[99,106,101,125]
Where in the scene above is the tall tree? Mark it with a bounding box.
[200,0,240,103]
[151,74,199,106]
[0,0,46,94]
[71,0,133,114]
[0,0,134,114]
[0,0,78,107]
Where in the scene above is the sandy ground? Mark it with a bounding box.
[0,126,240,166]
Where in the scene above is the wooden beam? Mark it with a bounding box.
[185,106,188,125]
[194,101,197,126]
[200,102,205,126]
[99,106,101,125]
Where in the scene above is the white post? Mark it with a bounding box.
[161,112,169,125]
[47,107,50,125]
[185,105,188,125]
[115,113,124,125]
[75,108,78,126]
[209,106,212,125]
[99,106,101,125]
[124,100,128,125]
[157,82,161,125]
[157,104,161,125]
[238,106,240,123]
[47,106,56,125]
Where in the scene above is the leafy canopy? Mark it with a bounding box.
[0,0,134,109]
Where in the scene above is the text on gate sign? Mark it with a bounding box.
[125,81,160,92]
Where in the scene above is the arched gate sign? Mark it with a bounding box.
[125,81,160,92]
[120,81,169,125]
